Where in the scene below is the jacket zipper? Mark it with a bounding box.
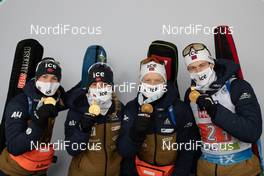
[215,164,218,176]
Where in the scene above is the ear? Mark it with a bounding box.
[210,64,215,69]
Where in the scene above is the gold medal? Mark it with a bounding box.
[89,101,101,116]
[141,103,153,114]
[43,97,56,106]
[189,86,201,103]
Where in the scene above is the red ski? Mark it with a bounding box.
[214,25,263,174]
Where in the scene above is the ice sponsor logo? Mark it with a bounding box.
[93,71,104,78]
[45,62,57,69]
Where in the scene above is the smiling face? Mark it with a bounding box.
[142,73,165,85]
[187,60,214,73]
[37,74,59,83]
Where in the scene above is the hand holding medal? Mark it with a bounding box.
[189,86,201,103]
[88,100,101,116]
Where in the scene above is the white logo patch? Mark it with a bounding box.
[111,114,119,121]
[93,72,104,78]
[91,127,96,137]
[112,135,119,141]
[26,127,32,135]
[111,125,120,131]
[69,120,77,126]
[162,137,173,142]
[11,111,22,119]
[161,128,174,133]
[164,118,171,125]
[239,93,252,100]
[184,122,193,128]
[123,115,129,121]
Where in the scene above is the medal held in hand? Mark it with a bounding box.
[43,97,56,106]
[141,103,153,114]
[89,100,101,116]
[189,86,201,103]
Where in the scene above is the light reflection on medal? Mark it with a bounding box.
[189,86,201,103]
[43,97,56,106]
[141,103,153,114]
[89,100,101,116]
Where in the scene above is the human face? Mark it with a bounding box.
[142,73,165,85]
[37,74,59,83]
[187,60,214,73]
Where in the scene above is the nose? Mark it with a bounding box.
[191,67,200,73]
[147,80,158,85]
[196,67,204,73]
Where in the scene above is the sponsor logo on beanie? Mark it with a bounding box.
[140,61,167,82]
[147,63,157,71]
[184,48,214,66]
[190,49,198,60]
[87,63,114,88]
[93,72,105,82]
[35,58,61,81]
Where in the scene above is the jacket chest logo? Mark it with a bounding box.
[163,118,171,125]
[11,111,22,119]
[161,128,174,133]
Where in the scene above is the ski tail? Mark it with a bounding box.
[0,39,43,153]
[214,26,243,79]
[214,25,263,173]
[147,40,180,98]
[81,45,107,87]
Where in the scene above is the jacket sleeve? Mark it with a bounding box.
[64,109,90,156]
[212,79,262,143]
[5,95,44,156]
[117,104,142,157]
[173,103,200,176]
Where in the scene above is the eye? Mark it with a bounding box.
[52,77,58,82]
[154,78,163,84]
[200,63,209,68]
[188,66,195,72]
[42,75,48,79]
[144,79,151,83]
